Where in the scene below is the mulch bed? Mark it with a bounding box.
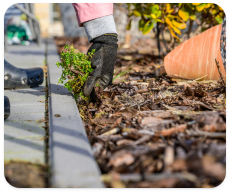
[4,162,47,188]
[54,36,226,188]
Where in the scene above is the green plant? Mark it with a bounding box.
[56,44,95,100]
[113,66,132,81]
[127,3,225,41]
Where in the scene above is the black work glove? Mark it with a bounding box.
[83,34,118,96]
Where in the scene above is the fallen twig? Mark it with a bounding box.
[136,88,158,93]
[179,95,214,110]
[101,172,197,183]
[215,59,225,87]
[130,100,152,108]
[194,74,208,81]
[190,130,226,139]
[132,135,152,145]
[70,69,84,76]
[166,74,193,80]
[89,118,105,129]
[99,128,121,136]
[192,101,214,110]
[163,104,183,114]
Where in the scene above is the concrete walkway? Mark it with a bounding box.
[4,44,46,165]
[4,40,103,188]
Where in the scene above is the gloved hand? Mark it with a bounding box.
[83,33,118,96]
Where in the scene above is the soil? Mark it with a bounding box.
[4,162,47,188]
[54,36,226,188]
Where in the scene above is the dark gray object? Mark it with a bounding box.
[4,59,44,89]
[4,96,10,120]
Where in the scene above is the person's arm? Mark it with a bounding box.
[72,3,118,96]
[72,3,117,41]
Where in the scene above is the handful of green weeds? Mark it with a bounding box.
[56,44,95,100]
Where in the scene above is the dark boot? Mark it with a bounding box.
[4,59,44,89]
[4,96,10,120]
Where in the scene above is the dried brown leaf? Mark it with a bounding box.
[109,153,135,168]
[157,124,187,137]
[202,155,226,181]
[92,117,116,125]
[141,117,163,127]
[117,139,134,146]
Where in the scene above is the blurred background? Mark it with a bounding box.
[4,3,148,45]
[4,3,225,57]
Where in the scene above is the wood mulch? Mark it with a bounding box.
[54,36,226,188]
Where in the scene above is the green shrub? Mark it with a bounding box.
[56,44,95,100]
[127,3,225,41]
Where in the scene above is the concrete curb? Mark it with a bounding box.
[47,39,104,188]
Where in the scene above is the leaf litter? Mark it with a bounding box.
[55,36,226,188]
